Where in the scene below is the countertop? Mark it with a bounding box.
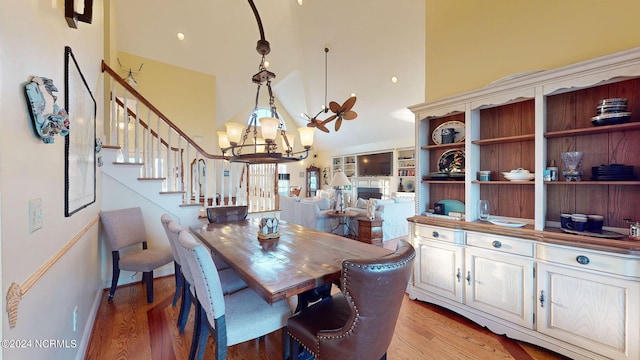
[409,216,640,255]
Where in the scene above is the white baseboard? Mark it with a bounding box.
[75,287,105,360]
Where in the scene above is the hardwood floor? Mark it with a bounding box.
[85,276,570,360]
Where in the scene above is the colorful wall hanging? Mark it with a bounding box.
[24,76,70,144]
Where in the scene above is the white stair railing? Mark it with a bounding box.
[102,61,277,213]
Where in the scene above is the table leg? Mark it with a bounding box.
[294,283,332,313]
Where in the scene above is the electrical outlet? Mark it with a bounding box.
[29,198,43,233]
[73,306,78,332]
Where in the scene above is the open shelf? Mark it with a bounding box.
[544,122,640,138]
[472,180,535,185]
[421,142,465,150]
[544,181,640,185]
[422,180,465,184]
[472,134,535,145]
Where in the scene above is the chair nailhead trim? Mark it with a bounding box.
[288,332,318,358]
[302,250,416,359]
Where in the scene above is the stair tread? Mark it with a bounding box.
[113,162,144,166]
[180,203,203,207]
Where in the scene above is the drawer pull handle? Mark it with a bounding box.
[466,271,471,285]
[432,231,439,238]
[576,255,590,265]
[492,240,502,248]
[539,291,545,308]
[456,268,461,282]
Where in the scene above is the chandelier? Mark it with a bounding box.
[217,0,315,164]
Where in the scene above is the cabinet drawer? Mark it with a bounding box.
[537,244,640,278]
[414,225,464,244]
[466,232,533,257]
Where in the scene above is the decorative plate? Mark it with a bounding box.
[432,121,465,145]
[488,219,527,228]
[438,149,465,173]
[404,179,415,192]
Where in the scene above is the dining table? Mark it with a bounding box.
[189,218,393,310]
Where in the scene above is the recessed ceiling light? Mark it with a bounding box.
[391,76,398,83]
[177,32,185,41]
[297,0,303,5]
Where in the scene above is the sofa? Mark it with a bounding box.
[279,194,333,233]
[279,192,415,241]
[347,197,415,240]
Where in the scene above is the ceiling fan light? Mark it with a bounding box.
[298,127,315,148]
[225,122,244,145]
[259,117,280,141]
[217,131,230,149]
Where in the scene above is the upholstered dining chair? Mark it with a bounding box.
[99,207,174,303]
[166,220,248,334]
[160,214,183,306]
[176,230,292,360]
[287,240,416,360]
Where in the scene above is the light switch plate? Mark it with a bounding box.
[29,198,43,233]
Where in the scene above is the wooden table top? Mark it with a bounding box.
[189,219,393,304]
[327,210,360,218]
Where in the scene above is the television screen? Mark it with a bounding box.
[357,152,392,177]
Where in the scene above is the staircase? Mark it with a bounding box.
[99,61,279,286]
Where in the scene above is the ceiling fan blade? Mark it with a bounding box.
[329,101,341,114]
[342,96,357,111]
[334,117,343,131]
[307,122,316,128]
[322,114,337,124]
[343,111,358,120]
[316,122,330,133]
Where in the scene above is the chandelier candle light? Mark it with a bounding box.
[217,0,315,164]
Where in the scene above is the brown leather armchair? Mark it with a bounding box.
[287,240,415,360]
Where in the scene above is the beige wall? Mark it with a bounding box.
[116,52,218,153]
[426,0,640,101]
[0,0,105,358]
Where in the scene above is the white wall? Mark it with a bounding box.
[0,1,104,359]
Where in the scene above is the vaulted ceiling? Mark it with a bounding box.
[114,0,425,152]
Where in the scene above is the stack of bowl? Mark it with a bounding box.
[591,98,631,126]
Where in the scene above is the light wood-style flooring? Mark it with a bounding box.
[85,275,570,360]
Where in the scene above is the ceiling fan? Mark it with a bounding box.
[305,48,357,133]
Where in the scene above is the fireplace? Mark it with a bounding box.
[357,187,382,200]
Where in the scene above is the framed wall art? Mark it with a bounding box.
[65,0,94,28]
[64,46,96,217]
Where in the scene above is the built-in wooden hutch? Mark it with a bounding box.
[407,47,640,360]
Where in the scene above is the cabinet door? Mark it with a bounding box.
[537,262,640,359]
[465,247,534,329]
[413,238,464,303]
